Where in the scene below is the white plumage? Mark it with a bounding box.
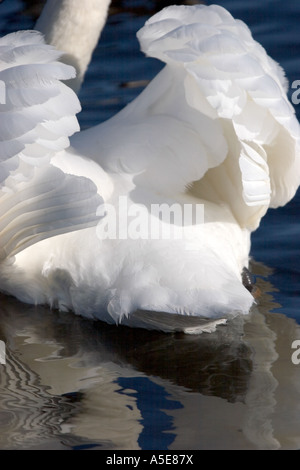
[0,3,299,332]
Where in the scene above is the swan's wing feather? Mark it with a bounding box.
[0,166,102,259]
[133,4,300,229]
[0,31,102,259]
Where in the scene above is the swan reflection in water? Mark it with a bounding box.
[0,261,300,450]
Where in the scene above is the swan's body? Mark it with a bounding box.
[0,3,299,332]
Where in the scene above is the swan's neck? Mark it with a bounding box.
[35,0,111,93]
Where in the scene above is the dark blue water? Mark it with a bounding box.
[1,0,300,451]
[117,377,183,450]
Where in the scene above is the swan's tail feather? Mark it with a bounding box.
[0,31,101,259]
[136,4,300,230]
[120,310,227,334]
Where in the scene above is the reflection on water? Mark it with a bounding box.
[1,262,300,450]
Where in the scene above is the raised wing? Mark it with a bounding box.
[0,31,102,259]
[129,4,300,229]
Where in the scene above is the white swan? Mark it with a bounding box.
[0,1,299,333]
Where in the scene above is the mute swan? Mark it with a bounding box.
[0,2,299,333]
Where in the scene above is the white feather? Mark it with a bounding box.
[0,4,299,333]
[0,30,103,261]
